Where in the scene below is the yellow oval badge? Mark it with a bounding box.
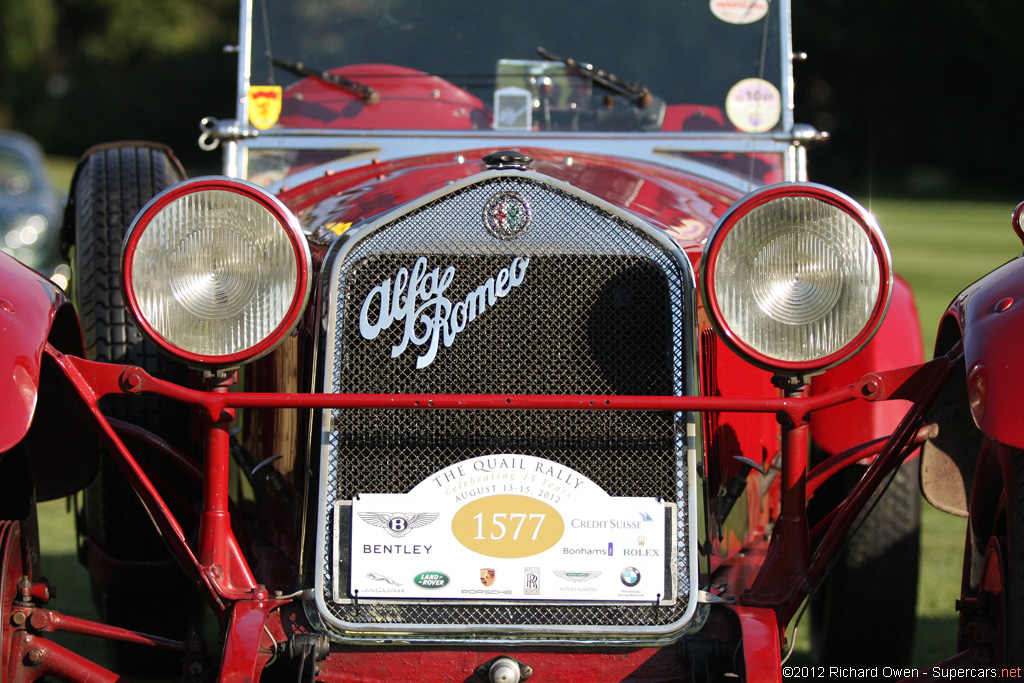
[451,495,564,559]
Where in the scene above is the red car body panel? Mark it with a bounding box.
[810,275,925,456]
[281,146,743,252]
[0,254,73,453]
[280,64,490,131]
[940,254,1024,448]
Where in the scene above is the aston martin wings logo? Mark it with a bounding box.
[357,511,440,537]
[553,570,603,583]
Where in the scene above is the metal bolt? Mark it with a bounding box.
[26,649,42,665]
[121,371,143,391]
[11,612,26,627]
[29,612,49,630]
[489,657,522,683]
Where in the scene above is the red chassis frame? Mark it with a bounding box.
[4,342,962,683]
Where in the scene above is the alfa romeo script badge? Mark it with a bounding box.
[483,191,531,240]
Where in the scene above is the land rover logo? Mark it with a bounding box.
[414,572,450,589]
[359,256,530,369]
[483,191,531,240]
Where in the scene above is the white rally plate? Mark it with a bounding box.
[348,454,670,602]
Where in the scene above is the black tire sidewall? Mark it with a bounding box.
[70,144,198,668]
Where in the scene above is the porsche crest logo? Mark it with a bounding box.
[248,86,282,130]
[480,568,496,587]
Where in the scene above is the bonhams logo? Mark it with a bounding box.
[359,256,530,369]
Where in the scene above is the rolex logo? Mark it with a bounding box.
[637,536,647,546]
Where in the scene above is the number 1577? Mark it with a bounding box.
[473,512,545,541]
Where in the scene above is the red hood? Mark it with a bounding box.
[278,147,744,266]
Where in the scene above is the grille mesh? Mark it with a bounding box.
[319,176,695,636]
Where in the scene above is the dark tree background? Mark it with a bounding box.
[0,0,237,171]
[793,0,1024,198]
[1,0,1021,195]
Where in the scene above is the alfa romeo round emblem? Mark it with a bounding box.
[620,566,641,587]
[483,191,531,240]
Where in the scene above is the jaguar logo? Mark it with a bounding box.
[359,255,530,369]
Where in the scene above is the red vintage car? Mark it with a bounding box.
[1,1,1017,681]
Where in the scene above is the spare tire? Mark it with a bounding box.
[68,143,199,673]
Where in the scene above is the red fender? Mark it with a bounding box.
[0,254,71,452]
[943,254,1024,448]
[0,253,94,498]
[809,275,924,454]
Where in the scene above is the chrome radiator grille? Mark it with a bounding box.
[316,174,697,640]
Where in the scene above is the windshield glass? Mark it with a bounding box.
[247,0,785,135]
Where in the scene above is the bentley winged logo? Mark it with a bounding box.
[357,511,440,537]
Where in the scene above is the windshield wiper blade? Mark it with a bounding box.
[536,46,654,108]
[268,53,379,105]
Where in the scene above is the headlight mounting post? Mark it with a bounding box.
[197,369,265,599]
[740,376,812,610]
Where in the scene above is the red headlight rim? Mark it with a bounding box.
[121,177,312,368]
[701,182,893,375]
[1012,200,1024,245]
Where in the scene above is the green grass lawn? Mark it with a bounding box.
[30,177,1024,671]
[871,197,1023,347]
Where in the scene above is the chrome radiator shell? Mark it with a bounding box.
[313,171,702,643]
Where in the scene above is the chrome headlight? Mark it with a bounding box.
[701,183,892,375]
[122,177,312,368]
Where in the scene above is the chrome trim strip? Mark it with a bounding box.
[243,135,783,194]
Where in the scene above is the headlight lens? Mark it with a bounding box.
[122,177,311,367]
[701,183,891,374]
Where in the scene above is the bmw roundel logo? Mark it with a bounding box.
[620,566,641,587]
[483,191,531,240]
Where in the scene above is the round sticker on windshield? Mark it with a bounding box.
[710,0,769,25]
[725,78,781,133]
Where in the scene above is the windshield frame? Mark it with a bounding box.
[222,0,801,188]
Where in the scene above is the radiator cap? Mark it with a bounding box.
[483,149,533,171]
